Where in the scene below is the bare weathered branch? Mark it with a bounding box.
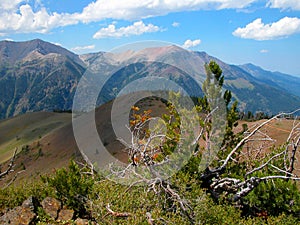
[220,112,292,171]
[0,148,18,179]
[288,135,300,175]
[106,203,132,217]
[232,177,261,202]
[269,164,295,177]
[200,109,300,203]
[260,175,300,181]
[146,212,154,225]
[2,170,25,189]
[245,151,286,178]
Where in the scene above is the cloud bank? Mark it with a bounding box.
[93,21,161,39]
[172,22,180,27]
[260,49,269,53]
[233,17,300,40]
[0,0,257,35]
[71,45,95,51]
[267,0,300,10]
[182,39,201,48]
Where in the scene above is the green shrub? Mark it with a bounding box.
[1,164,299,224]
[245,179,300,217]
[0,180,53,210]
[41,161,94,215]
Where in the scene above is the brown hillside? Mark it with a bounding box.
[0,99,298,185]
[0,96,168,184]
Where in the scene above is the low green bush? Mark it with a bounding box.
[41,161,94,216]
[0,161,299,224]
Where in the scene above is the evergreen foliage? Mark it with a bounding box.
[41,161,94,216]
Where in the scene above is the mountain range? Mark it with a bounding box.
[0,38,299,119]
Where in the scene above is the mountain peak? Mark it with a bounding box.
[133,45,184,60]
[241,63,263,70]
[0,39,82,66]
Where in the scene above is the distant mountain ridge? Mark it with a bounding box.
[0,39,299,119]
[0,39,83,66]
[239,63,300,98]
[0,39,85,118]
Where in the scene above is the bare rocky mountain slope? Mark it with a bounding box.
[0,39,299,119]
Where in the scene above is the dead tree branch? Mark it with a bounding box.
[220,111,298,171]
[0,148,18,180]
[2,170,25,189]
[288,127,300,175]
[200,109,300,202]
[111,111,194,221]
[106,203,132,217]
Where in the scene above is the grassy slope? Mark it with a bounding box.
[0,112,71,163]
[0,97,170,185]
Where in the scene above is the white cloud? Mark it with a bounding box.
[232,17,300,40]
[0,0,257,35]
[0,3,78,35]
[71,45,95,51]
[260,49,269,53]
[172,22,180,27]
[76,0,257,23]
[93,21,161,39]
[182,39,201,49]
[267,0,300,10]
[0,0,23,11]
[51,42,62,46]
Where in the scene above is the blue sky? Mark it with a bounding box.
[1,0,300,76]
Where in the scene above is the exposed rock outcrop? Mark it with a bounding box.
[0,196,95,225]
[0,196,38,225]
